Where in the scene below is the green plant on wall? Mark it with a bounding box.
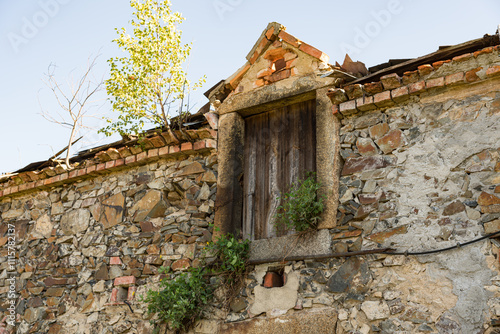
[274,172,324,232]
[142,233,249,332]
[142,266,212,332]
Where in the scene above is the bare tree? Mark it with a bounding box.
[39,55,103,169]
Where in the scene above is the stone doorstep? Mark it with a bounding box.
[249,229,331,262]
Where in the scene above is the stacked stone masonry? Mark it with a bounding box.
[0,141,219,333]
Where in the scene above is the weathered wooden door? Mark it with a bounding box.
[243,99,316,240]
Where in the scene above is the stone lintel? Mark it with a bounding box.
[217,74,337,117]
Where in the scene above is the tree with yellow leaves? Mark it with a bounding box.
[101,0,205,138]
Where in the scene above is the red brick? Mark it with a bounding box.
[418,64,434,76]
[373,90,394,107]
[486,65,500,78]
[36,180,44,188]
[380,73,401,90]
[286,58,298,69]
[86,165,96,174]
[474,47,494,58]
[3,188,11,195]
[169,145,181,154]
[48,176,60,185]
[77,168,87,177]
[269,69,291,82]
[254,37,271,57]
[278,31,300,48]
[254,79,266,88]
[264,48,287,62]
[105,161,115,169]
[355,96,375,111]
[158,146,169,156]
[136,152,147,162]
[249,51,259,65]
[60,173,68,181]
[263,272,283,288]
[109,288,128,303]
[69,170,78,178]
[124,155,136,165]
[408,81,426,95]
[495,185,500,193]
[265,26,275,40]
[402,70,419,84]
[364,82,384,95]
[115,159,124,167]
[193,141,206,150]
[19,184,29,192]
[426,77,445,89]
[339,100,357,115]
[445,72,464,86]
[229,63,251,89]
[432,60,451,70]
[452,53,472,62]
[147,148,159,158]
[114,276,136,287]
[299,42,329,63]
[110,257,122,265]
[465,67,482,82]
[96,163,105,172]
[127,286,136,301]
[181,142,193,151]
[0,190,3,197]
[391,86,409,103]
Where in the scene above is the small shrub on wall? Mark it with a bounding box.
[142,233,249,332]
[274,172,324,232]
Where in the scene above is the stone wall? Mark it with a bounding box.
[215,46,500,334]
[0,138,218,333]
[1,33,500,334]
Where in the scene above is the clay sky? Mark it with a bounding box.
[0,0,499,173]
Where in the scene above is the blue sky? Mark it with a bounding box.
[1,0,499,174]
